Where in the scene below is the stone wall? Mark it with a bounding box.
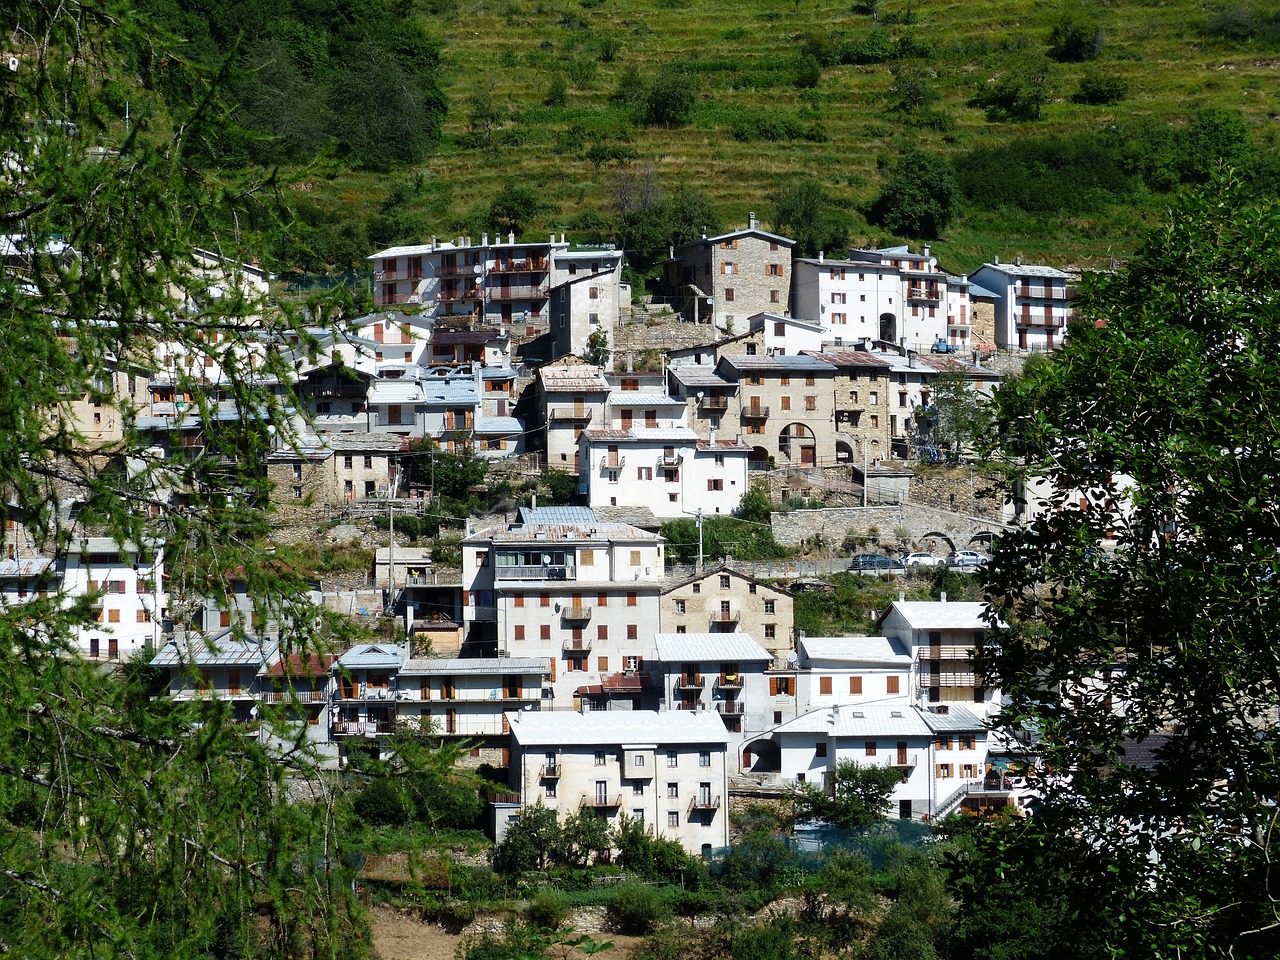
[908,466,1004,521]
[771,503,1012,554]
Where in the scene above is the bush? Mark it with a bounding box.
[566,58,598,88]
[354,779,409,827]
[1072,72,1127,105]
[868,151,958,239]
[608,881,670,934]
[793,54,822,89]
[643,72,699,126]
[1048,12,1104,62]
[543,74,568,107]
[526,888,572,930]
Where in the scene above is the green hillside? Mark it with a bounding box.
[155,0,1280,276]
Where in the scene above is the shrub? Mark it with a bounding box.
[1072,72,1127,105]
[969,55,1056,121]
[526,888,572,930]
[793,54,822,89]
[643,72,699,126]
[598,34,623,62]
[543,74,568,107]
[566,58,598,88]
[868,151,958,239]
[353,779,409,827]
[1048,12,1104,63]
[608,881,670,934]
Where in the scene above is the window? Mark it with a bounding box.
[870,415,879,429]
[363,455,373,469]
[936,764,954,779]
[899,392,908,408]
[724,288,735,302]
[540,625,550,640]
[633,781,645,796]
[668,811,680,827]
[770,289,780,303]
[960,735,976,750]
[936,736,953,750]
[581,549,594,565]
[589,286,599,299]
[630,550,641,565]
[831,292,846,304]
[637,466,652,480]
[720,575,731,589]
[819,676,832,695]
[675,600,686,614]
[769,676,793,696]
[869,391,878,405]
[667,750,678,767]
[627,592,637,607]
[513,625,525,641]
[806,376,815,386]
[764,623,776,639]
[624,653,639,669]
[781,396,791,411]
[596,750,607,766]
[849,676,863,695]
[721,261,736,275]
[780,375,791,386]
[764,600,775,614]
[598,625,608,640]
[699,751,711,767]
[667,782,679,798]
[545,782,557,798]
[865,741,877,756]
[887,676,900,694]
[541,594,551,608]
[775,322,787,337]
[343,456,353,469]
[767,263,784,276]
[692,583,700,594]
[805,396,816,411]
[815,742,827,758]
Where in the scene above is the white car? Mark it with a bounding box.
[903,552,945,568]
[948,550,988,568]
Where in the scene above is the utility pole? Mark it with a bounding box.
[695,508,704,574]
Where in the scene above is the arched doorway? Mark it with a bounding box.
[835,440,854,463]
[742,738,780,773]
[920,531,957,554]
[779,423,816,467]
[879,312,898,344]
[748,445,771,470]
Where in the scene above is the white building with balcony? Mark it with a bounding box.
[395,657,551,740]
[774,703,993,821]
[64,538,167,661]
[967,260,1074,352]
[150,632,276,726]
[878,600,1002,719]
[330,643,408,761]
[507,709,732,854]
[653,632,773,745]
[796,635,913,714]
[461,507,664,707]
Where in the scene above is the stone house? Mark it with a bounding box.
[659,564,793,660]
[265,432,404,511]
[658,216,795,332]
[537,358,611,474]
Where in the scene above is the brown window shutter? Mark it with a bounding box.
[769,677,779,696]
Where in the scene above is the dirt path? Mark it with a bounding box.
[369,907,645,960]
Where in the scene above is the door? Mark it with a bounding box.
[801,445,815,467]
[897,742,908,765]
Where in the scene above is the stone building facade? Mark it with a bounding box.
[660,564,795,660]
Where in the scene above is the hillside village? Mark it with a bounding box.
[0,215,1074,857]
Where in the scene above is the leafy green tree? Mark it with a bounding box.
[1072,72,1128,105]
[403,439,488,502]
[869,151,959,239]
[558,809,614,867]
[918,371,992,462]
[489,184,549,239]
[494,803,561,872]
[887,61,938,116]
[586,326,611,367]
[643,72,700,127]
[736,481,773,524]
[970,55,1057,121]
[0,3,365,955]
[975,172,1280,957]
[791,759,903,829]
[768,178,852,258]
[542,469,580,505]
[1047,12,1104,62]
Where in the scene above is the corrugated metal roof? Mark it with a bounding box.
[435,328,504,345]
[669,367,734,388]
[337,643,407,669]
[475,416,522,434]
[775,704,933,738]
[630,427,699,442]
[151,634,276,668]
[608,393,686,407]
[267,653,338,677]
[884,601,996,630]
[719,354,835,372]
[654,632,771,663]
[974,263,1072,280]
[368,381,422,404]
[516,506,597,525]
[919,706,986,732]
[799,636,910,664]
[399,657,549,676]
[507,709,732,746]
[803,350,891,369]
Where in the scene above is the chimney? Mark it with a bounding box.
[994,254,1000,265]
[818,250,824,263]
[626,351,634,372]
[560,233,566,244]
[531,492,537,511]
[1015,256,1022,267]
[898,591,906,603]
[431,236,439,250]
[507,231,514,244]
[922,244,931,258]
[940,591,947,603]
[669,245,675,260]
[482,232,489,247]
[709,429,716,445]
[908,351,916,368]
[748,211,758,230]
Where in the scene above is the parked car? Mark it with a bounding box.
[903,552,945,568]
[931,338,961,354]
[851,553,904,572]
[948,550,988,568]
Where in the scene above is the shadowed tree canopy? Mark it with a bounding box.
[0,3,367,955]
[962,171,1280,958]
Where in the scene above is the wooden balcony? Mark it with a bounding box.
[699,395,729,411]
[715,672,743,689]
[436,288,482,303]
[716,700,744,715]
[331,719,396,737]
[550,408,593,423]
[741,406,769,420]
[489,258,548,274]
[710,611,741,627]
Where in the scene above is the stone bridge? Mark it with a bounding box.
[770,504,1015,556]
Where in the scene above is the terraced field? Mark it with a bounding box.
[290,0,1280,274]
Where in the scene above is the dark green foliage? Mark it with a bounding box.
[494,803,561,873]
[1203,6,1280,46]
[660,515,788,564]
[407,773,483,830]
[617,815,706,886]
[566,58,599,88]
[955,134,1136,215]
[977,173,1280,956]
[730,916,814,960]
[868,152,958,239]
[643,72,701,126]
[558,810,614,868]
[737,483,772,524]
[542,469,580,504]
[489,184,551,238]
[768,178,852,259]
[133,0,446,169]
[887,61,938,116]
[792,760,903,830]
[354,779,410,827]
[730,110,828,143]
[526,888,572,930]
[1047,12,1104,63]
[607,881,670,934]
[402,439,488,502]
[969,56,1056,121]
[1072,72,1128,105]
[793,54,822,89]
[715,830,799,892]
[544,74,569,107]
[616,177,722,261]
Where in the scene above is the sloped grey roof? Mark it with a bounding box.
[399,657,549,676]
[882,601,997,630]
[799,636,910,665]
[507,709,732,746]
[774,704,933,739]
[653,632,771,663]
[151,633,276,668]
[337,643,407,670]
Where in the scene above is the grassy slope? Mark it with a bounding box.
[294,0,1278,275]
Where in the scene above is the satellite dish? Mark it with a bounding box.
[8,57,18,72]
[473,264,483,275]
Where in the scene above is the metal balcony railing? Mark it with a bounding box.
[674,676,705,691]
